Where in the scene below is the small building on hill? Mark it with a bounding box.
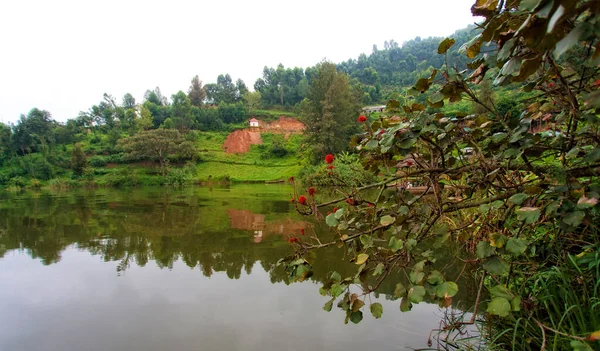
[249,118,259,127]
[362,105,386,113]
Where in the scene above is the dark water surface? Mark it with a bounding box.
[0,185,475,351]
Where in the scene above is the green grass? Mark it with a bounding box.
[196,162,301,182]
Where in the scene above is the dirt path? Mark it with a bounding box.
[222,116,305,154]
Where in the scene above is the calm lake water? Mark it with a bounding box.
[0,185,477,351]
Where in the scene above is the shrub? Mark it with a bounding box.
[89,156,107,167]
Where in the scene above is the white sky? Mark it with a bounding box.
[0,0,477,123]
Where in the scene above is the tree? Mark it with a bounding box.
[170,91,192,131]
[283,1,600,349]
[119,129,196,176]
[11,108,55,155]
[136,105,154,131]
[300,61,361,163]
[122,93,136,109]
[236,79,248,101]
[243,91,262,115]
[70,143,87,176]
[188,75,206,107]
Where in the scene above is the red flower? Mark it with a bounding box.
[345,198,356,206]
[594,79,600,88]
[289,176,294,182]
[327,165,334,169]
[325,154,335,164]
[548,82,555,88]
[290,198,295,203]
[367,203,374,207]
[308,187,316,196]
[327,211,331,215]
[379,129,386,135]
[333,207,338,212]
[298,196,307,205]
[289,237,298,243]
[358,115,368,123]
[300,228,305,235]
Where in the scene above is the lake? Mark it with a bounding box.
[0,185,478,351]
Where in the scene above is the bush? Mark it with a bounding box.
[10,176,26,188]
[299,161,375,187]
[104,167,139,187]
[89,156,108,167]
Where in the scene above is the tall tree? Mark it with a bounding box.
[122,93,136,109]
[235,79,248,101]
[300,61,361,163]
[70,143,87,176]
[188,75,206,107]
[243,91,262,115]
[170,91,192,131]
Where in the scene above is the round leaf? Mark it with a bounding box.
[487,297,511,317]
[355,253,369,265]
[370,303,383,319]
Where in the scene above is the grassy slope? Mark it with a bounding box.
[194,131,303,182]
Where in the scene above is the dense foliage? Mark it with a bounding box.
[284,1,600,350]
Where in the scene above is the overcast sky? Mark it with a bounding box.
[0,0,477,123]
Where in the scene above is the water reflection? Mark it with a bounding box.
[0,185,478,351]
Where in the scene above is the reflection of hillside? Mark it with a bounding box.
[227,209,310,243]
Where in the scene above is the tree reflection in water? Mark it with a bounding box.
[0,185,478,308]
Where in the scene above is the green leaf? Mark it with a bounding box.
[360,235,373,248]
[373,263,384,276]
[355,253,369,265]
[500,57,522,76]
[351,299,365,312]
[388,236,404,252]
[489,285,514,300]
[554,25,583,59]
[410,271,425,285]
[331,271,341,282]
[510,296,521,312]
[349,311,363,324]
[380,215,395,226]
[325,213,339,227]
[477,241,495,259]
[438,38,456,54]
[436,281,459,298]
[334,208,345,219]
[426,270,444,285]
[365,139,379,150]
[394,283,407,298]
[509,193,528,205]
[408,286,426,303]
[570,340,594,351]
[323,298,334,311]
[491,132,508,143]
[397,137,417,150]
[484,256,510,275]
[370,303,383,319]
[490,233,508,248]
[517,207,540,224]
[563,211,585,227]
[487,297,511,317]
[399,206,409,216]
[506,238,529,256]
[400,297,412,312]
[330,283,344,298]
